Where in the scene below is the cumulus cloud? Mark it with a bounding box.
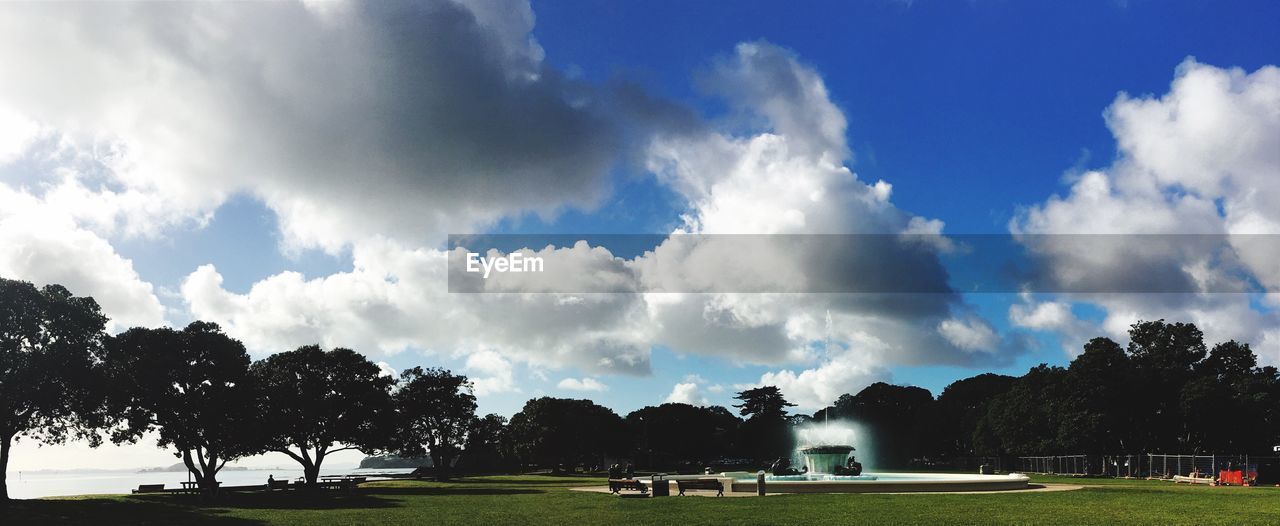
[0,184,165,330]
[182,238,654,374]
[1012,59,1280,363]
[638,43,1024,405]
[664,382,711,406]
[0,0,627,253]
[557,377,608,392]
[465,350,519,396]
[1,1,1033,408]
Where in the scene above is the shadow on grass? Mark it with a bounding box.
[131,491,400,511]
[2,497,266,526]
[364,487,544,497]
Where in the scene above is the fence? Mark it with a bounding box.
[1016,453,1259,479]
[1017,455,1090,475]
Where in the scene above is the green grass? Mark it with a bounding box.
[5,473,1279,525]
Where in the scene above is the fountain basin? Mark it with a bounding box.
[798,445,855,474]
[717,471,1032,493]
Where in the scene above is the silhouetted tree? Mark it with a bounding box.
[1126,320,1207,450]
[105,322,261,496]
[1057,337,1136,453]
[457,413,508,473]
[251,345,396,485]
[935,373,1015,458]
[733,386,795,462]
[0,279,110,502]
[504,397,630,472]
[977,364,1069,456]
[828,382,935,467]
[625,403,740,470]
[392,367,476,481]
[733,386,795,419]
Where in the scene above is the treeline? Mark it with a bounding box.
[5,277,1280,501]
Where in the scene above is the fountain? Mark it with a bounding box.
[798,445,857,474]
[698,420,1031,493]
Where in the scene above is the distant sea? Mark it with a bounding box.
[6,467,415,499]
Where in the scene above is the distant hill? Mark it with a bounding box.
[138,462,249,473]
[358,455,432,469]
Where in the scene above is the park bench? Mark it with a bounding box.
[132,484,166,494]
[608,479,648,495]
[317,478,361,491]
[268,479,291,490]
[676,478,724,497]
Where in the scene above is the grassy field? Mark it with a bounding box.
[5,474,1279,525]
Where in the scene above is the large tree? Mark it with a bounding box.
[976,364,1069,456]
[393,367,476,481]
[732,386,795,462]
[1056,337,1137,453]
[106,322,262,495]
[935,373,1015,458]
[503,397,630,472]
[625,403,740,470]
[827,382,936,467]
[0,279,110,502]
[1126,320,1208,450]
[456,413,509,473]
[251,345,396,485]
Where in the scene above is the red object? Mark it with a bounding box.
[1219,470,1247,485]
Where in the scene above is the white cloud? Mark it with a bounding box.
[0,184,165,330]
[0,0,623,253]
[1013,59,1280,364]
[375,361,398,379]
[938,317,999,353]
[557,377,608,392]
[664,382,710,406]
[465,350,519,396]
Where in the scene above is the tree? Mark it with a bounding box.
[0,279,110,502]
[976,364,1069,456]
[456,413,508,473]
[1058,338,1135,453]
[625,403,740,470]
[935,373,1015,458]
[393,367,476,481]
[503,397,630,472]
[732,386,795,462]
[251,345,396,485]
[827,382,936,467]
[732,386,795,419]
[1126,320,1207,450]
[106,322,261,495]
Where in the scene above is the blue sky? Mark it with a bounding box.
[2,0,1279,469]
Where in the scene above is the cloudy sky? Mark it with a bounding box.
[3,0,1279,469]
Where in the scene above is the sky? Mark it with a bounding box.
[1,0,1279,470]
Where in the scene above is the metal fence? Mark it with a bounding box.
[1015,453,1258,479]
[1017,455,1089,475]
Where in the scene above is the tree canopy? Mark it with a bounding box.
[392,367,477,481]
[105,322,261,494]
[251,345,396,484]
[504,397,630,472]
[0,278,110,501]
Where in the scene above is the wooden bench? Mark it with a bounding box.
[608,479,648,495]
[676,478,724,497]
[268,479,291,490]
[317,479,359,491]
[132,484,166,494]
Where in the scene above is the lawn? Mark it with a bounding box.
[5,474,1279,525]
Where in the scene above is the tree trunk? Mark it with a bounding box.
[1,433,12,502]
[430,450,450,481]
